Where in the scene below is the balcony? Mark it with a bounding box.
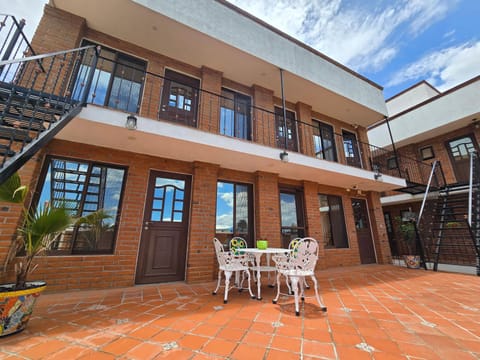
[43,47,404,192]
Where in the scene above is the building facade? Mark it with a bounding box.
[0,0,405,291]
[369,77,480,271]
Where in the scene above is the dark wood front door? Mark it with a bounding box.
[446,134,478,184]
[352,198,376,264]
[343,130,362,168]
[135,171,191,284]
[275,107,298,152]
[160,69,199,127]
[279,188,305,248]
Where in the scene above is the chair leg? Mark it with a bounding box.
[245,269,255,299]
[224,271,232,304]
[300,276,305,301]
[272,272,282,304]
[290,276,301,316]
[310,275,327,312]
[213,270,222,295]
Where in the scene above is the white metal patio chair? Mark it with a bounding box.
[229,236,257,283]
[272,237,327,316]
[212,238,255,303]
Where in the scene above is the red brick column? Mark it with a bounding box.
[367,191,392,264]
[254,171,281,247]
[296,102,313,156]
[252,85,275,147]
[186,162,219,282]
[198,66,222,133]
[302,181,326,268]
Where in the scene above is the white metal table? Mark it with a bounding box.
[241,247,290,300]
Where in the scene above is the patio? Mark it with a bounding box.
[1,264,479,359]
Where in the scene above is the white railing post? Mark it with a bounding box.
[417,160,438,226]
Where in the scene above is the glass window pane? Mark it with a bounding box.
[280,193,298,227]
[36,157,125,254]
[216,182,234,233]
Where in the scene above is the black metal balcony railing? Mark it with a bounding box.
[0,14,45,80]
[74,47,414,176]
[1,42,442,189]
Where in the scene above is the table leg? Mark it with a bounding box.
[255,253,262,300]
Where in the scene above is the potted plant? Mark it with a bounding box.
[396,216,420,269]
[0,172,73,336]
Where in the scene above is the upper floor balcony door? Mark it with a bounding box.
[160,69,199,127]
[446,134,478,184]
[343,130,362,168]
[72,41,146,113]
[275,107,298,152]
[220,89,252,140]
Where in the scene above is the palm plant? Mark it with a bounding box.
[0,173,73,290]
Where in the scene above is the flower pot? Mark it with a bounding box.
[403,255,420,269]
[0,281,46,337]
[256,240,268,249]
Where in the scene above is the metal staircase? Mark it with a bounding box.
[0,14,98,184]
[417,155,480,275]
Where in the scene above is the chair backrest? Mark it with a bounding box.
[229,237,247,255]
[288,238,302,255]
[213,238,227,267]
[291,237,319,271]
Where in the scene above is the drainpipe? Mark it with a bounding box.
[279,68,288,151]
[385,116,401,178]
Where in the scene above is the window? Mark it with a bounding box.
[34,157,127,254]
[215,181,253,246]
[342,130,362,168]
[387,157,398,169]
[420,146,435,160]
[160,69,200,127]
[280,188,305,248]
[275,107,298,152]
[318,194,348,248]
[313,120,337,161]
[72,40,146,113]
[220,89,251,140]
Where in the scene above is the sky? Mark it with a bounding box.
[4,0,480,99]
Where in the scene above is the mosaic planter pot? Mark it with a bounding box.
[0,281,46,337]
[403,255,421,269]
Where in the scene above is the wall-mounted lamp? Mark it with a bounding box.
[373,164,382,180]
[279,150,289,162]
[126,114,137,130]
[472,118,479,129]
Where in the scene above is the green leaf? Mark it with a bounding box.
[0,173,27,203]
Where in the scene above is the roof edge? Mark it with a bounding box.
[217,0,383,91]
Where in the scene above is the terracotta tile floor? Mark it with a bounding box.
[1,264,480,359]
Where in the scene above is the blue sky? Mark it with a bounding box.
[6,0,480,99]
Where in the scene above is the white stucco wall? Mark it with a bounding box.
[133,0,387,116]
[386,82,439,117]
[368,79,480,148]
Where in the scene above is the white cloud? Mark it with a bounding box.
[387,41,480,91]
[5,0,48,41]
[220,192,234,208]
[227,0,457,72]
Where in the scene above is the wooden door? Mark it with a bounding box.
[352,198,376,264]
[275,107,298,152]
[160,69,199,127]
[446,134,478,184]
[343,130,362,168]
[279,188,305,248]
[135,171,191,284]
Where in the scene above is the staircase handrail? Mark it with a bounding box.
[468,151,476,226]
[0,14,45,73]
[0,45,96,67]
[417,160,439,226]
